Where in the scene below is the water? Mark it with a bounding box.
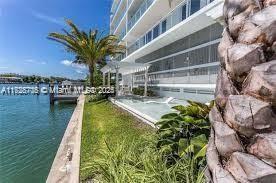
[0,84,76,183]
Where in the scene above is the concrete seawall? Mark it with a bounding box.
[47,95,85,183]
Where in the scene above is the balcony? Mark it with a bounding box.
[127,0,154,31]
[112,10,127,34]
[111,0,128,34]
[127,0,215,56]
[111,0,123,22]
[119,27,127,40]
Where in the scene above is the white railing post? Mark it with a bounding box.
[115,66,120,97]
[131,73,134,92]
[144,67,149,97]
[103,73,106,86]
[108,71,111,87]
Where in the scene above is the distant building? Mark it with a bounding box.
[0,77,23,84]
[61,80,73,86]
[61,80,84,87]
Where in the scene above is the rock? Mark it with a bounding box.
[218,29,234,67]
[270,42,276,60]
[263,0,276,7]
[212,166,238,183]
[243,60,276,104]
[204,168,213,183]
[206,128,221,172]
[272,41,276,53]
[206,128,237,183]
[224,0,256,20]
[250,5,276,44]
[210,107,244,157]
[224,95,274,137]
[248,132,276,167]
[236,5,276,46]
[215,69,238,109]
[226,43,266,82]
[226,152,276,182]
[237,21,264,44]
[228,5,258,39]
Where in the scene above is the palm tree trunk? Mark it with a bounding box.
[89,65,94,87]
[206,1,276,182]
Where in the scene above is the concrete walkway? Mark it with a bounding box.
[47,95,85,183]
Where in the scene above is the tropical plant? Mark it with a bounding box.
[156,101,213,167]
[206,1,276,182]
[82,136,205,183]
[87,93,107,103]
[132,87,156,97]
[85,66,104,87]
[48,20,125,86]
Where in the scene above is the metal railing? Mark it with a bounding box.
[127,0,154,31]
[111,0,124,22]
[119,27,127,40]
[112,9,127,34]
[127,0,214,55]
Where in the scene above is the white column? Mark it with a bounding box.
[144,68,148,97]
[131,73,134,92]
[102,73,105,86]
[115,67,120,97]
[187,57,190,84]
[108,71,111,87]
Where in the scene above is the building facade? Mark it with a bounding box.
[110,0,224,102]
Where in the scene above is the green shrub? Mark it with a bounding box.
[82,136,205,183]
[132,87,156,97]
[156,100,214,166]
[86,94,108,103]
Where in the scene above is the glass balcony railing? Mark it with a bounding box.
[112,9,127,34]
[114,52,126,62]
[127,0,154,31]
[127,0,214,56]
[111,0,123,23]
[119,27,126,40]
[128,0,133,7]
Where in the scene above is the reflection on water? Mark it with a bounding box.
[0,84,75,183]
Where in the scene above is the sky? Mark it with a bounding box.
[0,0,112,79]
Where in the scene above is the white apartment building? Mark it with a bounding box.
[109,0,224,102]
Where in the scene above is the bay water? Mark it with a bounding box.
[0,84,76,183]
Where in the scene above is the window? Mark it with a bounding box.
[153,25,160,39]
[139,36,145,47]
[161,20,167,33]
[171,88,180,92]
[171,9,180,26]
[182,4,187,20]
[183,89,196,93]
[146,31,152,43]
[190,0,201,15]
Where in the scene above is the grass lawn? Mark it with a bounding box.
[80,99,154,181]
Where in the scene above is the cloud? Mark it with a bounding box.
[61,60,72,66]
[25,59,47,65]
[75,70,84,74]
[31,10,64,26]
[73,63,87,70]
[0,66,8,69]
[61,60,87,70]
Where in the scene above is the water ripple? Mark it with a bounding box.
[0,85,75,183]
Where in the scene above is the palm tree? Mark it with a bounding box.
[206,1,276,182]
[48,20,125,86]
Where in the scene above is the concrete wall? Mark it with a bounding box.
[47,95,85,183]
